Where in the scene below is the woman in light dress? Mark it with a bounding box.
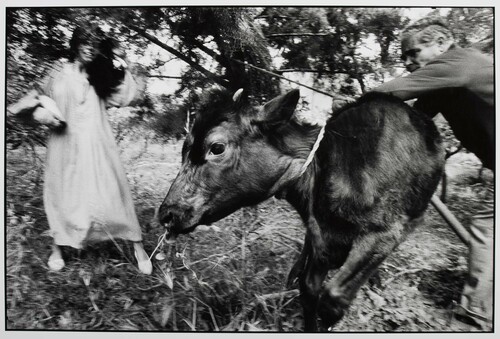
[9,25,153,274]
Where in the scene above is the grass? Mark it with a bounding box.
[5,125,493,332]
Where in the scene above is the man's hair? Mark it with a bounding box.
[401,16,454,46]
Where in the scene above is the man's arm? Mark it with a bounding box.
[372,58,464,101]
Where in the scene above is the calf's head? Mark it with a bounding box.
[159,88,317,234]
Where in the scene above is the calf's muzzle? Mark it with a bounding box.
[158,199,198,234]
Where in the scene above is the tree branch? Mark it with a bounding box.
[278,68,353,75]
[266,32,329,37]
[148,75,183,79]
[128,25,229,88]
[194,42,224,64]
[255,15,291,20]
[232,58,344,99]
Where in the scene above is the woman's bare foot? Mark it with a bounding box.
[133,241,152,275]
[48,244,65,271]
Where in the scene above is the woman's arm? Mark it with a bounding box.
[8,88,66,130]
[7,89,42,117]
[106,70,138,107]
[106,60,147,108]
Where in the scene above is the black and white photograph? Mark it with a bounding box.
[2,1,496,335]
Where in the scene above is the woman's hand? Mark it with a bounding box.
[35,95,66,131]
[112,56,128,70]
[8,90,66,131]
[7,89,41,116]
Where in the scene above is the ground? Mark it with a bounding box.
[4,131,494,333]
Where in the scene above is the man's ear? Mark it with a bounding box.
[255,89,300,124]
[436,35,448,50]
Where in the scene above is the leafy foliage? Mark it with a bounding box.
[6,7,494,146]
[260,8,409,94]
[360,9,410,67]
[445,8,494,53]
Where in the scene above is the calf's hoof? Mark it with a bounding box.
[317,294,348,330]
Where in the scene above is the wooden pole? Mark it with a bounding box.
[430,195,470,245]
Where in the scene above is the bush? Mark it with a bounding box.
[149,104,188,141]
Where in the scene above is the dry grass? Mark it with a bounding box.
[5,126,493,332]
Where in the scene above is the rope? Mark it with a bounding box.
[299,125,325,176]
[231,58,337,99]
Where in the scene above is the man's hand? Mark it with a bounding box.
[332,95,357,111]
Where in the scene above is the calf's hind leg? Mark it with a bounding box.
[317,221,408,329]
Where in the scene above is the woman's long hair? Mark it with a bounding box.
[69,26,125,99]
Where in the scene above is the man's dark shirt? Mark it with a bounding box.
[374,46,494,170]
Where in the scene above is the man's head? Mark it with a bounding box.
[400,17,454,72]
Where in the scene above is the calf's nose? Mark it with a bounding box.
[158,201,188,228]
[158,204,174,226]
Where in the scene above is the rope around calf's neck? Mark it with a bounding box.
[298,124,325,176]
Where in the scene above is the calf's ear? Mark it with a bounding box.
[257,89,300,124]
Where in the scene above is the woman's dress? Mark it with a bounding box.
[41,62,142,248]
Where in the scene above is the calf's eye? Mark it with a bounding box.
[209,142,226,156]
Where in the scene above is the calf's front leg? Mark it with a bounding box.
[317,221,407,329]
[288,212,328,288]
[287,233,310,288]
[299,253,329,332]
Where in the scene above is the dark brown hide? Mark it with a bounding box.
[159,88,444,331]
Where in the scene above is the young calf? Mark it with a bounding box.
[159,88,444,331]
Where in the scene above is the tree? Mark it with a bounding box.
[446,7,494,53]
[259,7,408,96]
[6,7,494,147]
[105,7,280,100]
[360,8,409,67]
[6,7,282,146]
